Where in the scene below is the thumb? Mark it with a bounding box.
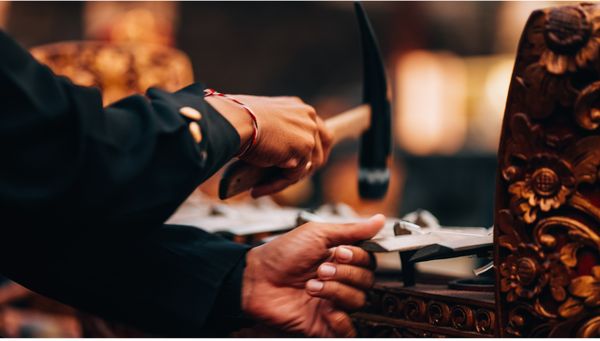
[322,214,385,247]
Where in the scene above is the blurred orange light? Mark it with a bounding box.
[394,50,467,155]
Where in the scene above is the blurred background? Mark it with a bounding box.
[0,1,575,337]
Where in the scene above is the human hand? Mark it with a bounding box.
[241,214,385,337]
[206,94,333,197]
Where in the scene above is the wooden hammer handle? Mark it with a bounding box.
[218,104,371,200]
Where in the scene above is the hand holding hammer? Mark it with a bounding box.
[219,3,391,201]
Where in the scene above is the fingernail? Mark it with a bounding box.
[336,247,353,262]
[306,279,324,292]
[369,214,386,224]
[319,264,336,278]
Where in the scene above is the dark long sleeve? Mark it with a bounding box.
[0,30,250,336]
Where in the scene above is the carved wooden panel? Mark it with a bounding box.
[353,284,495,337]
[495,3,600,337]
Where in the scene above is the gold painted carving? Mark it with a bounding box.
[496,3,600,337]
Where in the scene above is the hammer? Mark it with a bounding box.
[219,2,391,200]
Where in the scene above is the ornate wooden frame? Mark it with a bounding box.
[494,3,600,337]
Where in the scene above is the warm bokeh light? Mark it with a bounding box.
[394,50,468,155]
[0,3,8,29]
[467,55,514,152]
[84,2,178,46]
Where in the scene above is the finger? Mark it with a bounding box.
[317,263,374,289]
[316,116,333,162]
[306,279,366,311]
[333,245,377,269]
[321,214,386,248]
[325,310,356,338]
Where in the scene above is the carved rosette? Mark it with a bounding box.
[496,3,600,337]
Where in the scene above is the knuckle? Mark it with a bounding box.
[303,139,316,155]
[356,249,372,266]
[306,105,317,119]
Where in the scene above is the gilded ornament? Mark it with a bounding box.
[574,81,600,130]
[499,244,547,302]
[508,155,575,223]
[496,3,600,337]
[540,6,599,74]
[569,265,600,307]
[523,64,579,119]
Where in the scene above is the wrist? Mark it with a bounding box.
[205,95,254,151]
[241,248,257,316]
[242,247,269,319]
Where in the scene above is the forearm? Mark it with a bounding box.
[1,224,250,336]
[0,28,244,230]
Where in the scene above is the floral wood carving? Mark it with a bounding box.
[495,3,600,337]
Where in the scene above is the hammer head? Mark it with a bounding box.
[355,2,392,199]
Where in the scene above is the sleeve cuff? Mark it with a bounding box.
[204,247,256,335]
[147,83,242,182]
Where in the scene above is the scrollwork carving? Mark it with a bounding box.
[577,315,600,337]
[496,2,600,337]
[426,301,450,326]
[475,309,495,334]
[574,81,600,130]
[450,305,474,330]
[381,293,403,318]
[403,297,427,322]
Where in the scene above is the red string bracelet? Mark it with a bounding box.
[204,88,259,158]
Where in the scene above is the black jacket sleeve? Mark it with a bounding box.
[0,30,250,336]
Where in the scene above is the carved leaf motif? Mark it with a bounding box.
[509,113,543,156]
[498,210,522,252]
[558,297,585,318]
[539,234,557,248]
[569,276,596,296]
[574,81,600,130]
[566,135,600,184]
[498,209,516,234]
[499,235,518,252]
[560,242,581,267]
[534,298,559,319]
[584,293,600,306]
